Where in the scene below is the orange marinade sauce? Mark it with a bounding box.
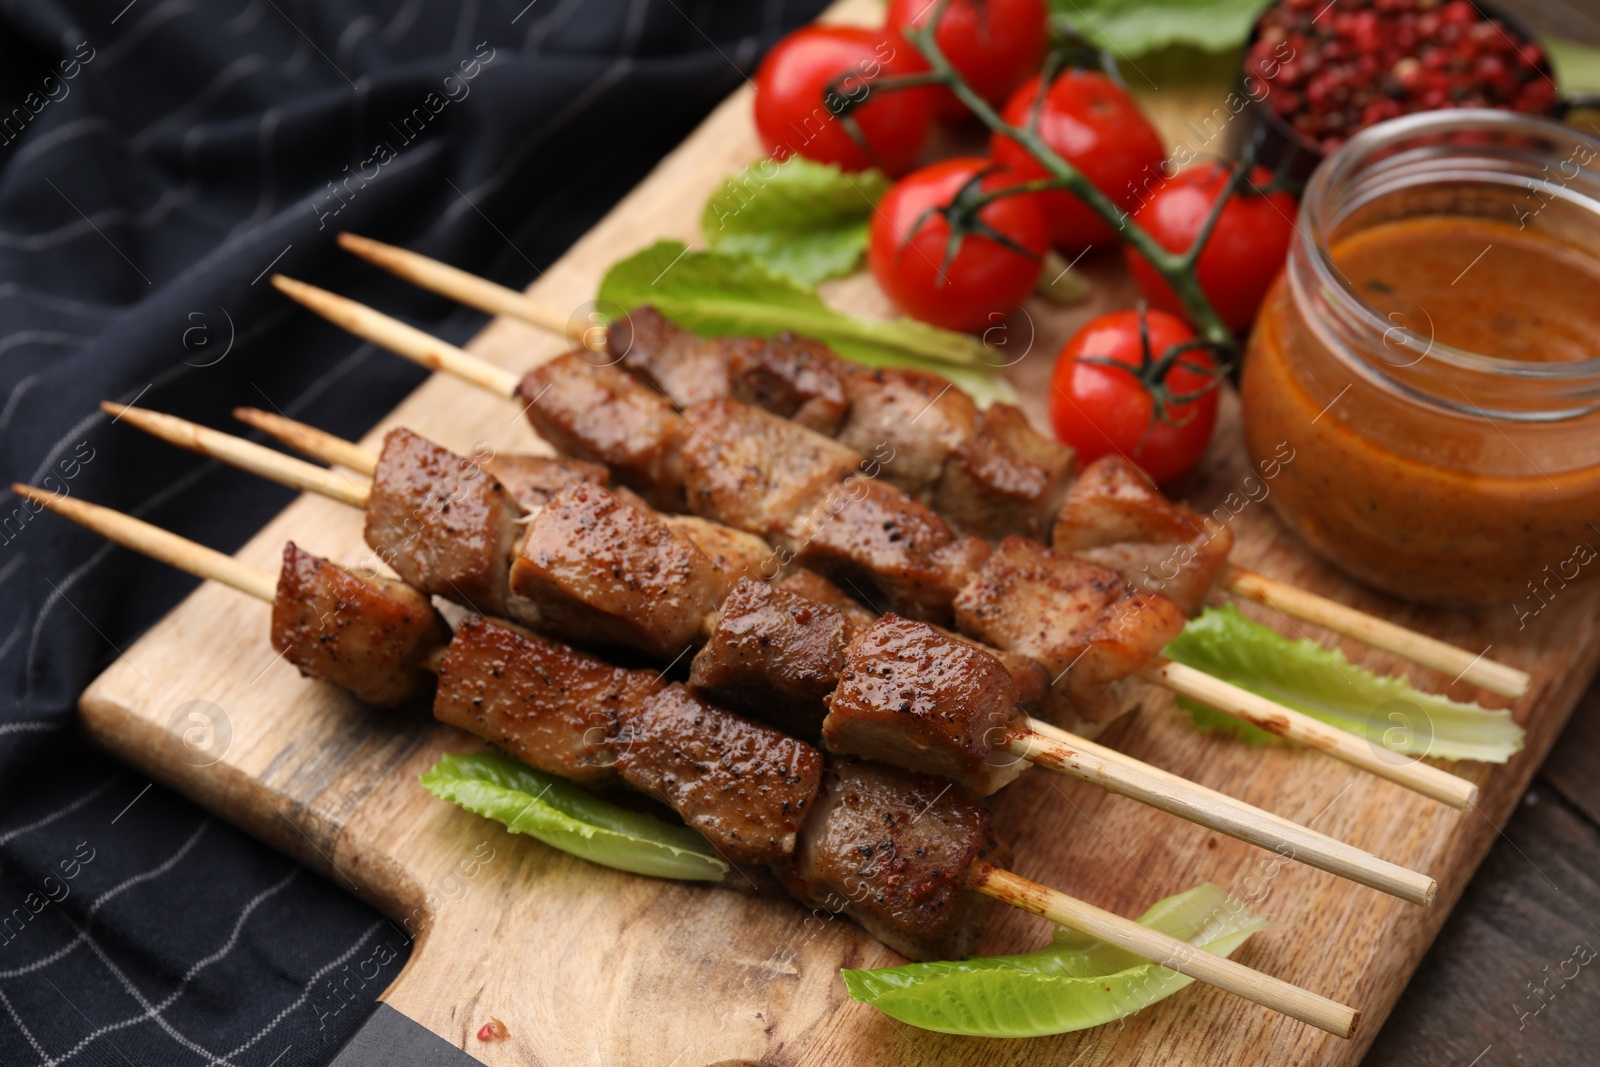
[1242,215,1600,609]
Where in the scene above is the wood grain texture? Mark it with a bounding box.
[76,2,1600,1063]
[1365,688,1600,1067]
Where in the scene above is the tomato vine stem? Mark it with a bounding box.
[898,0,1240,357]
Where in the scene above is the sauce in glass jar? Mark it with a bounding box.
[1242,110,1600,611]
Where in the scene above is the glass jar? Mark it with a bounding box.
[1241,109,1600,611]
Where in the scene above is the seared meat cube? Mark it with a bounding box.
[773,758,1006,962]
[932,625,1050,711]
[954,537,1188,730]
[728,332,851,435]
[791,477,990,625]
[659,514,771,584]
[509,483,723,660]
[936,403,1076,541]
[688,577,853,740]
[270,542,449,708]
[479,453,610,511]
[518,351,689,511]
[679,399,862,545]
[615,683,823,864]
[613,306,753,408]
[433,616,660,786]
[363,428,522,618]
[776,568,878,632]
[1051,455,1233,615]
[824,616,1027,796]
[836,366,979,500]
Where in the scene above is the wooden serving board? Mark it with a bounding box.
[78,2,1600,1063]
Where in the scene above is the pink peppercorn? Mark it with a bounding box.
[1246,0,1556,150]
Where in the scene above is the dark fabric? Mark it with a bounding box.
[0,2,824,1063]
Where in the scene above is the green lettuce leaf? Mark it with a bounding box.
[701,158,889,285]
[1549,38,1600,92]
[420,751,728,882]
[842,883,1268,1037]
[597,241,1018,407]
[1164,604,1524,763]
[1050,0,1266,56]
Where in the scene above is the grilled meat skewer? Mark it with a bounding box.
[318,235,1530,701]
[14,482,1359,1036]
[96,406,1443,903]
[140,367,1472,809]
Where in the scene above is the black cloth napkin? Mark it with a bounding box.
[0,2,824,1063]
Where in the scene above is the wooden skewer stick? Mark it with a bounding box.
[269,273,1486,808]
[10,484,277,602]
[1146,662,1477,809]
[327,234,1531,702]
[101,403,371,509]
[121,406,1439,904]
[272,274,520,398]
[1221,566,1529,700]
[1004,726,1433,904]
[230,407,378,475]
[17,482,1359,1038]
[337,232,594,349]
[969,862,1358,1037]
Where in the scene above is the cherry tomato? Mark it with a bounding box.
[1124,163,1298,333]
[991,70,1166,252]
[886,0,1048,121]
[868,157,1048,333]
[1048,308,1219,485]
[754,26,934,177]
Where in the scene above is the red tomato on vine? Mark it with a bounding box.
[868,156,1049,333]
[1048,308,1222,485]
[753,26,934,177]
[886,0,1048,120]
[991,70,1166,252]
[1124,163,1298,333]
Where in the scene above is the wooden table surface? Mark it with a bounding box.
[1364,681,1600,1065]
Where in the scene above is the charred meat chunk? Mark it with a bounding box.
[509,483,724,660]
[479,453,610,512]
[824,615,1026,796]
[659,514,771,584]
[954,537,1187,730]
[688,577,854,741]
[923,624,1050,711]
[363,428,523,618]
[613,306,754,408]
[270,542,449,708]
[773,758,1006,962]
[615,684,823,865]
[776,568,878,632]
[1051,455,1233,615]
[728,332,851,435]
[836,366,980,501]
[433,616,660,786]
[679,398,862,546]
[936,403,1076,541]
[791,476,990,626]
[518,351,689,511]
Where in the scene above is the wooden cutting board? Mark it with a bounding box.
[77,1,1600,1062]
